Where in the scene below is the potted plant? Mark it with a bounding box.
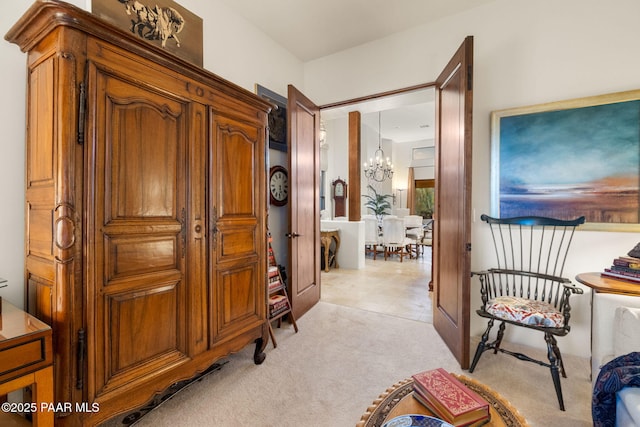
[363,185,392,221]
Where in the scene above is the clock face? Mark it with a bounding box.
[335,183,344,197]
[269,166,288,206]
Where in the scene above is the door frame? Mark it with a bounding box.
[318,46,473,367]
[319,81,435,223]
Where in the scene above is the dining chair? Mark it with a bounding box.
[363,215,382,260]
[382,217,412,262]
[404,215,424,257]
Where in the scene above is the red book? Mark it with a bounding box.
[411,369,490,426]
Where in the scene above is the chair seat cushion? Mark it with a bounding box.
[485,296,564,328]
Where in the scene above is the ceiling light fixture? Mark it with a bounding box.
[363,112,393,182]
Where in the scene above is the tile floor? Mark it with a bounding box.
[320,246,433,323]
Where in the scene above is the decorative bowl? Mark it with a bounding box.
[381,414,454,427]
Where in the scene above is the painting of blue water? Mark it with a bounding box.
[498,100,640,223]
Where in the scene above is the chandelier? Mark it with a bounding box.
[363,111,394,182]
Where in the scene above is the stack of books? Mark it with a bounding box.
[268,294,290,317]
[268,265,282,291]
[411,368,490,427]
[602,256,640,283]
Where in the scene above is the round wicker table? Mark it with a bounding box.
[356,375,529,427]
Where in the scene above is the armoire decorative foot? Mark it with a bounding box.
[6,1,271,425]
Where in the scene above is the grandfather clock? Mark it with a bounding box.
[332,178,347,217]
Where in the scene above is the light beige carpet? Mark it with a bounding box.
[103,301,591,427]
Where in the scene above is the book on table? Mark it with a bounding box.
[411,368,490,427]
[602,268,640,283]
[603,256,640,283]
[613,256,640,269]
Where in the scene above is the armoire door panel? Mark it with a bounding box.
[217,225,257,260]
[26,204,53,260]
[105,92,182,222]
[97,283,189,395]
[26,57,55,187]
[211,264,262,343]
[212,114,259,218]
[104,234,179,282]
[108,284,183,371]
[96,284,189,394]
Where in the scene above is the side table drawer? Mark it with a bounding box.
[0,337,48,379]
[0,299,53,385]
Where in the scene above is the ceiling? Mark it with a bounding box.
[322,88,436,143]
[220,0,491,144]
[218,0,494,62]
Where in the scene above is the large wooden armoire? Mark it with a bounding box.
[6,1,270,425]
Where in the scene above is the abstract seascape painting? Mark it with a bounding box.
[491,90,640,231]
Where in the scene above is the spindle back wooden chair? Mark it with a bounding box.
[469,214,585,411]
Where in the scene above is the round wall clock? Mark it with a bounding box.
[269,165,288,206]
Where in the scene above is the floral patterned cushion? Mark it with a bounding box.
[485,296,564,328]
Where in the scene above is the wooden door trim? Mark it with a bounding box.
[320,82,435,110]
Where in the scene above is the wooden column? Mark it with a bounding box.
[348,111,361,221]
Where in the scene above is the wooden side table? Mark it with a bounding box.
[320,228,340,272]
[0,299,53,427]
[576,272,640,297]
[575,272,640,382]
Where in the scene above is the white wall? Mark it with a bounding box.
[305,0,640,358]
[0,0,303,307]
[178,0,303,96]
[323,117,350,218]
[392,138,434,208]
